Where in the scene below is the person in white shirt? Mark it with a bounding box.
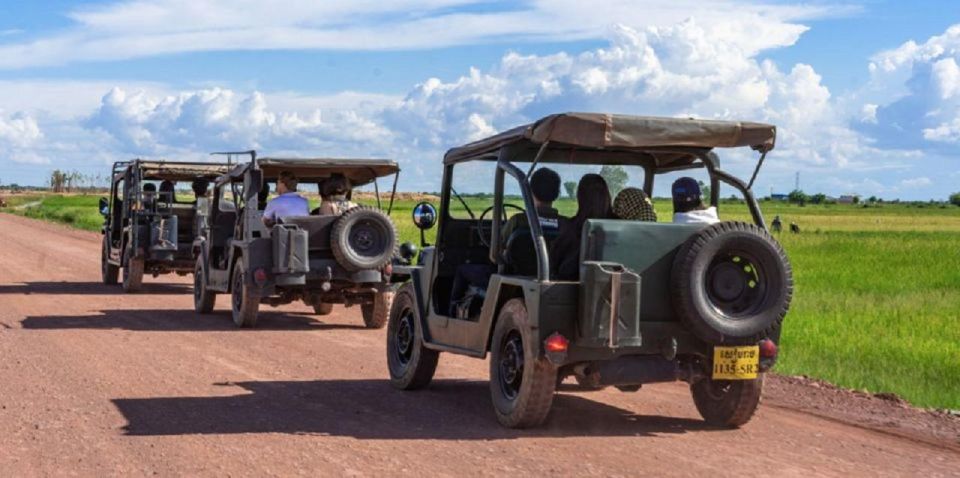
[263,170,309,226]
[672,177,720,225]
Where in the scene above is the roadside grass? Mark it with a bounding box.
[4,194,959,409]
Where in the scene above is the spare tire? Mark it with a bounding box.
[671,221,792,345]
[331,206,398,271]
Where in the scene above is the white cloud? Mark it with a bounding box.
[900,176,932,188]
[0,0,847,69]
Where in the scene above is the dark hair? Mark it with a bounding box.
[672,177,704,213]
[549,174,612,279]
[530,167,561,203]
[278,170,299,191]
[191,178,209,197]
[322,173,351,198]
[142,183,157,193]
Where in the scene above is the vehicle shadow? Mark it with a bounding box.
[20,309,365,332]
[112,379,714,439]
[0,281,191,295]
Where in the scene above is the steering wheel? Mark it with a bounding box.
[477,203,525,249]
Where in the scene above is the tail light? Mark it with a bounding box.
[384,263,393,277]
[544,333,569,353]
[759,339,778,358]
[253,267,268,285]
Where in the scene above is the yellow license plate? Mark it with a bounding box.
[712,346,760,380]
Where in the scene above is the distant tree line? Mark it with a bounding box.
[48,170,110,193]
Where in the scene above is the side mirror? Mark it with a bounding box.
[98,197,109,216]
[412,202,437,230]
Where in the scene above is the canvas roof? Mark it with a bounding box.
[443,113,776,167]
[223,157,399,186]
[119,160,231,181]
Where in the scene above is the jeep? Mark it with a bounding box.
[386,113,793,428]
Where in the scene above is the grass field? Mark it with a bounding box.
[4,193,959,410]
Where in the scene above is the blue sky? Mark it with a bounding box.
[0,0,958,199]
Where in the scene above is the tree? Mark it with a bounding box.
[563,181,577,199]
[868,195,878,203]
[809,193,827,205]
[598,165,628,196]
[852,195,861,204]
[787,189,808,205]
[950,192,960,207]
[698,180,711,201]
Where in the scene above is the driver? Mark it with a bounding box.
[263,170,309,227]
[448,167,562,317]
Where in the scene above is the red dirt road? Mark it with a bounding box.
[0,213,958,477]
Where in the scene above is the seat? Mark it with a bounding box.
[503,225,560,276]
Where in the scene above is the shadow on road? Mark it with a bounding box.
[21,309,365,332]
[113,379,713,439]
[0,281,191,295]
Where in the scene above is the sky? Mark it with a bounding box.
[0,0,958,200]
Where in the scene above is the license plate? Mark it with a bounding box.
[712,346,760,380]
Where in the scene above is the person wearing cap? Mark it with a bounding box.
[318,173,357,216]
[613,187,657,222]
[263,170,309,226]
[671,177,719,225]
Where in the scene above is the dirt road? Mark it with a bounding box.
[0,213,957,477]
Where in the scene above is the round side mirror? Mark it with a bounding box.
[98,197,110,216]
[412,202,437,230]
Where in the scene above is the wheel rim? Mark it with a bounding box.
[498,330,524,401]
[394,309,415,366]
[349,219,387,259]
[705,252,768,318]
[194,266,203,304]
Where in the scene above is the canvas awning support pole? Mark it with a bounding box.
[526,140,551,177]
[747,150,767,191]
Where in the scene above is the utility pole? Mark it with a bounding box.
[795,171,800,191]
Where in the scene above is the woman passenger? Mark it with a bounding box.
[549,174,613,280]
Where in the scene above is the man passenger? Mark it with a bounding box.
[671,177,719,225]
[263,170,309,226]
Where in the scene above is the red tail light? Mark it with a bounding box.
[544,333,569,353]
[253,267,268,285]
[384,263,393,276]
[759,339,778,358]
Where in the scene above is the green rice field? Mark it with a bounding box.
[4,193,959,410]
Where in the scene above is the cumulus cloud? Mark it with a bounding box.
[900,176,932,188]
[0,0,845,69]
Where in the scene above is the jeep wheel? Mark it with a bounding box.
[101,238,119,285]
[330,206,398,271]
[489,298,557,428]
[361,289,393,329]
[387,283,438,390]
[194,258,216,314]
[121,248,143,293]
[691,375,764,428]
[231,262,260,328]
[313,303,334,316]
[671,221,792,344]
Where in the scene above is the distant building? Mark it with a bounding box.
[838,195,857,204]
[771,193,788,201]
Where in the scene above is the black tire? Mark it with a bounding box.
[489,298,557,428]
[671,221,792,344]
[121,247,143,293]
[194,258,216,314]
[691,375,764,428]
[101,238,119,285]
[330,206,398,272]
[361,289,394,329]
[387,284,438,390]
[231,262,259,328]
[313,303,334,316]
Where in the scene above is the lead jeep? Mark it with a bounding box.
[193,152,401,329]
[386,113,793,428]
[100,160,231,292]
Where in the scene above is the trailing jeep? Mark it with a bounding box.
[386,113,792,428]
[193,152,401,329]
[99,160,230,292]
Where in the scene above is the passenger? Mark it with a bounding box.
[447,167,563,316]
[318,173,357,215]
[191,178,210,204]
[613,187,657,222]
[671,177,719,225]
[501,167,562,242]
[159,180,176,204]
[549,174,613,281]
[263,170,309,226]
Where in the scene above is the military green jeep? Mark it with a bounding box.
[386,113,793,428]
[100,160,230,292]
[193,152,401,328]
